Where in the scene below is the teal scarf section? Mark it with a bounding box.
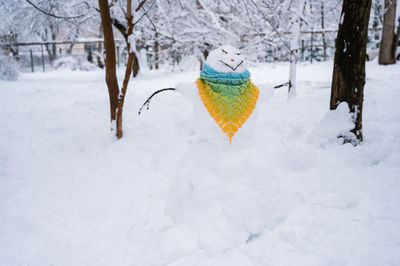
[200,64,251,98]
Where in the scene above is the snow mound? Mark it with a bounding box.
[53,56,97,71]
[165,142,289,254]
[0,52,19,80]
[310,102,356,146]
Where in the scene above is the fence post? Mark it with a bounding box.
[40,44,45,72]
[117,46,120,68]
[301,40,305,61]
[310,27,314,63]
[30,49,34,72]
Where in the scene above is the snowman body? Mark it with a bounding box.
[165,46,275,250]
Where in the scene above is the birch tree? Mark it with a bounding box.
[288,0,306,98]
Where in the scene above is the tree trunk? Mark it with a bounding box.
[132,53,139,76]
[378,0,396,65]
[149,51,153,70]
[98,0,120,133]
[154,35,159,70]
[115,0,135,139]
[330,0,372,144]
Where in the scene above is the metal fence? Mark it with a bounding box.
[0,39,126,72]
[0,27,382,72]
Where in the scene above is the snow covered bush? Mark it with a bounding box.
[0,51,19,81]
[53,56,97,71]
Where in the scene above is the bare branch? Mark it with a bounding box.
[25,0,89,20]
[135,0,149,12]
[133,0,157,27]
[247,0,291,51]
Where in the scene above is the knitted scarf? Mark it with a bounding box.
[196,64,259,143]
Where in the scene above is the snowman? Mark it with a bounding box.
[140,45,274,146]
[142,46,278,251]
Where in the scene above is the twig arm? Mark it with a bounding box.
[138,88,176,115]
[274,81,290,89]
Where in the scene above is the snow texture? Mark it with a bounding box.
[0,61,400,266]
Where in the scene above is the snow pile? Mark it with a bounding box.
[0,62,400,265]
[310,102,356,146]
[53,56,97,71]
[0,51,19,80]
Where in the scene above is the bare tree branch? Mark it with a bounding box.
[26,0,89,20]
[135,0,149,12]
[247,0,291,51]
[133,0,157,27]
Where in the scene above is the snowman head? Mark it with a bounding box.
[205,46,247,73]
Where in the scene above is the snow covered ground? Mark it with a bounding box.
[0,61,400,266]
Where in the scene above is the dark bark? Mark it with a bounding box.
[132,53,139,76]
[98,0,120,127]
[378,0,396,65]
[330,0,372,144]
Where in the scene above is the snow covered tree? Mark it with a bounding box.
[23,0,94,63]
[378,0,397,65]
[330,0,372,144]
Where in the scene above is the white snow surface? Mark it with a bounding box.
[1,62,400,266]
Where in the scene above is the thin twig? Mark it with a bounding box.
[247,0,291,51]
[133,0,157,27]
[274,81,290,89]
[138,88,176,115]
[135,0,149,12]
